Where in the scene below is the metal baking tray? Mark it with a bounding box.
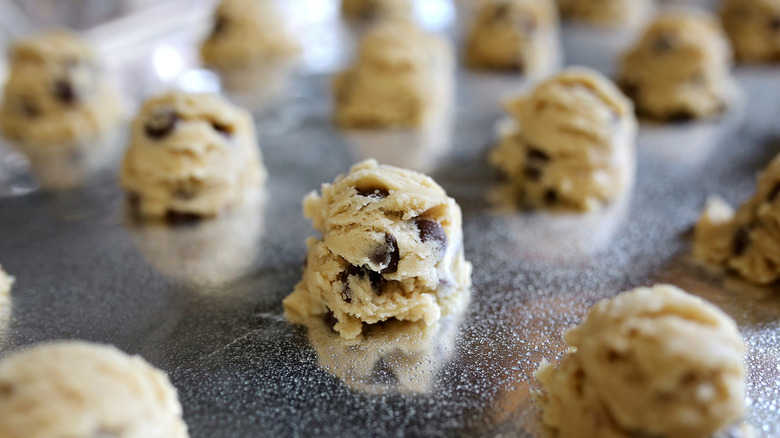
[0,0,779,436]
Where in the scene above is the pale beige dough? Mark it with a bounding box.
[340,0,413,21]
[556,0,652,28]
[464,0,560,75]
[200,0,300,70]
[694,154,780,285]
[283,159,472,340]
[536,284,746,438]
[720,0,780,63]
[489,68,636,211]
[120,91,265,219]
[618,11,735,121]
[333,21,454,129]
[0,341,188,438]
[0,29,122,150]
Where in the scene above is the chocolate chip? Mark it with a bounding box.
[371,233,399,274]
[544,189,557,204]
[416,219,447,248]
[527,147,550,162]
[145,110,179,139]
[165,211,202,225]
[732,226,751,256]
[653,34,675,52]
[668,111,694,123]
[368,271,384,295]
[523,166,543,181]
[620,81,639,100]
[356,187,390,199]
[324,311,338,330]
[771,16,780,31]
[767,183,780,203]
[339,264,384,299]
[53,79,77,104]
[212,14,229,37]
[211,121,233,136]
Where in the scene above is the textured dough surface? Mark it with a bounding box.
[0,341,188,438]
[489,68,636,211]
[556,0,651,28]
[618,11,734,121]
[120,91,265,218]
[694,155,780,284]
[536,284,745,438]
[721,0,780,63]
[200,0,300,70]
[465,0,560,75]
[284,159,472,340]
[333,21,454,129]
[0,30,122,149]
[340,0,413,21]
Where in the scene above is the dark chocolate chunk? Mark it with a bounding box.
[211,121,233,136]
[544,189,557,204]
[732,226,751,256]
[356,187,390,199]
[324,311,339,331]
[667,110,694,123]
[338,265,362,303]
[523,166,543,181]
[371,233,399,274]
[767,183,780,203]
[652,33,675,52]
[527,147,550,162]
[53,79,77,104]
[771,16,780,31]
[620,81,639,100]
[165,211,202,225]
[368,270,384,295]
[145,109,179,139]
[416,219,447,248]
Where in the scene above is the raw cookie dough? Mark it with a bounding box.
[464,0,560,75]
[333,21,454,128]
[340,0,413,21]
[694,154,780,284]
[556,0,652,28]
[283,159,472,340]
[200,0,300,70]
[0,341,189,438]
[720,0,780,63]
[618,11,735,121]
[0,29,122,148]
[489,68,636,211]
[536,284,746,438]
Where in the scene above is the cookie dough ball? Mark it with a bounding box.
[333,21,454,129]
[0,341,189,438]
[120,92,265,219]
[694,154,780,284]
[0,29,122,148]
[200,0,300,70]
[489,68,636,211]
[556,0,652,28]
[720,0,780,63]
[618,11,734,121]
[464,0,560,75]
[341,0,413,21]
[283,159,472,340]
[536,285,746,438]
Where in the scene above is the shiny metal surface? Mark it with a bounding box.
[1,1,780,437]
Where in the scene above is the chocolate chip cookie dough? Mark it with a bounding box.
[694,155,780,285]
[200,0,300,70]
[536,285,746,438]
[464,0,560,75]
[120,92,265,219]
[340,0,413,21]
[0,29,122,148]
[0,341,189,438]
[333,21,454,128]
[556,0,652,28]
[618,11,735,121]
[283,160,472,340]
[720,0,780,63]
[489,68,637,211]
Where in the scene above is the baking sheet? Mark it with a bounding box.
[1,1,780,436]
